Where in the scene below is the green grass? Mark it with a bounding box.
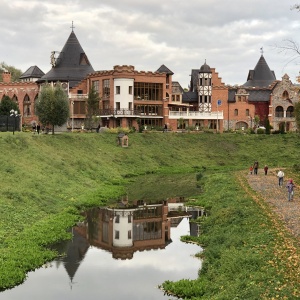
[0,131,300,298]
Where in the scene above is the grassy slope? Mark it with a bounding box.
[0,132,300,297]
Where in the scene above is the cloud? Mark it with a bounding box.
[1,0,300,88]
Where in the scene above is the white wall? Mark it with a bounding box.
[114,78,134,109]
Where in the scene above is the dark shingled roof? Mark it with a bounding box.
[39,30,94,88]
[156,64,174,75]
[189,62,212,92]
[20,65,45,79]
[228,89,237,102]
[242,55,276,88]
[248,90,272,102]
[182,91,198,103]
[228,88,272,103]
[199,61,211,73]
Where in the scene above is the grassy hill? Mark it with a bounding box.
[0,131,300,298]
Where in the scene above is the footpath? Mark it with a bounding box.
[244,168,300,239]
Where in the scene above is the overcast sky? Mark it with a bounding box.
[1,0,300,88]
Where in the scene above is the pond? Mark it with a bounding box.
[0,173,203,300]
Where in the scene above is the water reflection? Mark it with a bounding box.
[1,199,204,300]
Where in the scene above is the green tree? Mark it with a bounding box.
[294,101,300,132]
[0,95,20,115]
[0,62,22,82]
[264,118,271,134]
[35,82,69,134]
[85,85,100,130]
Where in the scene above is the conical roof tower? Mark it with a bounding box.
[242,55,276,88]
[39,29,94,88]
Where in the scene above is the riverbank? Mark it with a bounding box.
[0,132,300,298]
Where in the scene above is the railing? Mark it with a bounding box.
[169,111,223,119]
[99,109,141,116]
[69,94,88,99]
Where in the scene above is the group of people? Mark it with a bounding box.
[250,161,268,175]
[249,162,295,202]
[277,170,295,201]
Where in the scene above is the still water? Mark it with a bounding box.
[1,173,203,300]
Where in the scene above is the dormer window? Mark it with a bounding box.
[282,90,289,100]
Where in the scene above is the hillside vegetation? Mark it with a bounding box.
[0,131,300,299]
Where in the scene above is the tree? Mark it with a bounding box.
[35,82,70,134]
[0,96,19,115]
[294,101,300,132]
[265,118,271,134]
[85,85,100,130]
[0,62,22,82]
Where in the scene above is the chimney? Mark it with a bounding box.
[2,71,11,83]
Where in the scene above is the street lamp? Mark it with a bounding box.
[217,99,222,133]
[10,109,19,135]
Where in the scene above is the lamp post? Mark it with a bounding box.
[217,99,222,133]
[9,109,19,135]
[71,101,74,132]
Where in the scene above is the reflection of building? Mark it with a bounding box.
[53,201,203,284]
[86,201,172,260]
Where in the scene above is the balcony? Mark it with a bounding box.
[98,109,141,117]
[169,111,223,120]
[69,93,88,99]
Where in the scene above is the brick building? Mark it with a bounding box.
[0,28,299,132]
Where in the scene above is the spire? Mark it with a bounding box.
[70,21,75,32]
[242,55,276,88]
[39,29,94,88]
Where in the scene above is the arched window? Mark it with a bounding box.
[282,90,289,100]
[12,95,18,103]
[286,106,294,118]
[23,94,31,117]
[235,121,248,130]
[275,106,284,118]
[34,94,39,114]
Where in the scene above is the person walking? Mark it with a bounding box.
[286,179,295,201]
[253,161,259,175]
[249,165,253,175]
[36,123,41,135]
[277,170,284,187]
[264,165,268,175]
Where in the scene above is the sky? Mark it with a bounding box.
[1,0,300,88]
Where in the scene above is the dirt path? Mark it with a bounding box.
[244,168,300,238]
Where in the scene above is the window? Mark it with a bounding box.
[246,109,249,116]
[115,215,120,223]
[74,101,86,114]
[286,106,294,118]
[134,82,163,101]
[116,86,120,94]
[115,230,119,239]
[128,230,132,239]
[92,80,99,93]
[275,106,284,118]
[116,102,120,110]
[103,79,110,98]
[282,90,289,100]
[128,215,132,223]
[129,86,133,94]
[234,109,238,116]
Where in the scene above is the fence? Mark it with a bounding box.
[0,115,21,132]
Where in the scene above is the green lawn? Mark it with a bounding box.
[0,131,300,299]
